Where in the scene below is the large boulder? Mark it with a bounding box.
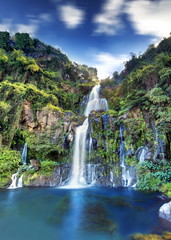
[30,159,41,170]
[159,201,171,222]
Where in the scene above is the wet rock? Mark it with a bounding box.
[24,164,71,187]
[92,138,97,150]
[101,114,109,130]
[136,146,153,161]
[127,148,134,156]
[159,201,171,222]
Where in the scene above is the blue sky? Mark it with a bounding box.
[0,0,171,79]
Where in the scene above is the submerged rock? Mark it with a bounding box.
[159,201,171,222]
[130,231,171,240]
[130,233,162,240]
[81,203,117,233]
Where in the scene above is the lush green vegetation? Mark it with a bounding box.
[101,36,171,192]
[136,161,171,191]
[0,147,20,187]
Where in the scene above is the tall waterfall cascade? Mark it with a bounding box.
[67,85,108,187]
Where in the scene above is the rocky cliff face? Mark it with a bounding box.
[7,100,169,189]
[19,101,78,160]
[24,164,71,187]
[17,103,167,188]
[20,101,76,133]
[23,163,135,188]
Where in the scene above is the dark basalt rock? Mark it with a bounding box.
[24,164,71,187]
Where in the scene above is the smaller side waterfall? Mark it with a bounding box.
[18,174,24,188]
[86,164,97,185]
[8,143,27,189]
[88,136,93,160]
[8,172,23,189]
[119,125,125,168]
[119,125,134,187]
[110,169,115,187]
[139,147,146,163]
[153,127,165,161]
[21,143,27,164]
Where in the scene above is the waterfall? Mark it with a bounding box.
[139,147,145,163]
[8,143,27,189]
[69,118,89,186]
[17,174,24,188]
[119,125,133,187]
[21,143,27,164]
[84,85,108,117]
[8,172,23,189]
[110,169,115,187]
[88,136,93,160]
[67,84,108,187]
[153,126,165,161]
[119,125,125,168]
[86,164,97,185]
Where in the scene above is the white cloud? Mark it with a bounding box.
[39,13,52,22]
[0,23,11,32]
[16,23,38,37]
[59,4,85,29]
[126,0,171,38]
[0,18,39,37]
[93,52,128,79]
[0,19,12,32]
[93,0,124,35]
[93,0,171,39]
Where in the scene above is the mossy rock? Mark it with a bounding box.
[130,232,171,240]
[81,203,117,233]
[130,233,163,240]
[111,197,132,208]
[47,196,70,225]
[162,231,171,240]
[23,172,39,186]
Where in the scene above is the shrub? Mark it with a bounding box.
[0,147,20,187]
